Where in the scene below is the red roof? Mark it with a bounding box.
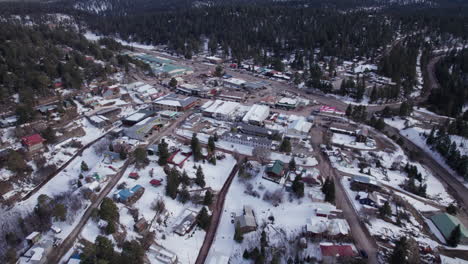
[129,172,139,178]
[150,179,162,186]
[22,134,45,146]
[320,245,356,257]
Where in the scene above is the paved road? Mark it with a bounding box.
[194,158,242,264]
[384,125,468,226]
[317,152,379,264]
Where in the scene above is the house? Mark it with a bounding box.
[129,172,140,179]
[356,127,369,143]
[134,218,149,233]
[287,118,312,137]
[18,238,53,264]
[223,78,246,89]
[265,160,285,178]
[350,175,381,192]
[276,97,298,109]
[0,115,18,128]
[101,84,120,99]
[22,134,45,152]
[221,132,272,148]
[217,90,246,102]
[147,144,159,155]
[244,81,267,91]
[37,104,57,115]
[430,213,468,245]
[87,115,109,128]
[153,93,198,112]
[358,192,382,207]
[236,205,257,234]
[25,232,42,245]
[320,244,356,264]
[242,104,270,125]
[173,208,200,236]
[95,107,121,120]
[114,185,145,205]
[206,56,223,64]
[103,151,120,164]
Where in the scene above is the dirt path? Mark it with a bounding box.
[194,157,243,264]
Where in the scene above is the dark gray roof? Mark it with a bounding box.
[222,132,272,146]
[234,122,279,138]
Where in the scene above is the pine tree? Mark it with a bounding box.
[197,207,211,230]
[158,139,170,165]
[289,158,296,171]
[292,174,304,198]
[81,161,89,171]
[195,166,206,188]
[379,201,392,218]
[389,237,408,264]
[191,133,202,162]
[178,186,190,204]
[279,138,292,153]
[207,136,216,153]
[166,168,180,199]
[203,190,213,206]
[447,225,461,247]
[345,104,353,117]
[169,77,177,88]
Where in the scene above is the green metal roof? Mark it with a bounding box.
[265,160,285,176]
[430,213,468,239]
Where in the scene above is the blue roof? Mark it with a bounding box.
[131,185,143,192]
[117,189,133,201]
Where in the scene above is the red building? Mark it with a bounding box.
[21,134,45,152]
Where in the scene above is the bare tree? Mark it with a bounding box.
[253,147,271,164]
[151,197,166,215]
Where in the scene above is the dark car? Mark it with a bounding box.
[359,249,368,259]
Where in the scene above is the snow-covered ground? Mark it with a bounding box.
[84,31,156,50]
[331,133,376,150]
[79,137,237,264]
[208,168,338,263]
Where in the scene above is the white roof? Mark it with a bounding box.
[126,112,146,122]
[225,78,246,86]
[203,100,240,116]
[288,118,312,133]
[26,232,40,240]
[279,97,297,105]
[242,104,270,123]
[30,247,45,261]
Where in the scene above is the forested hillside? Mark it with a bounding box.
[428,49,468,117]
[0,22,148,122]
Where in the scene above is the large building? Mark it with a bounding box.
[153,93,198,112]
[221,132,272,148]
[124,116,165,141]
[430,213,468,245]
[201,100,244,120]
[287,118,313,137]
[242,104,270,125]
[223,78,246,89]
